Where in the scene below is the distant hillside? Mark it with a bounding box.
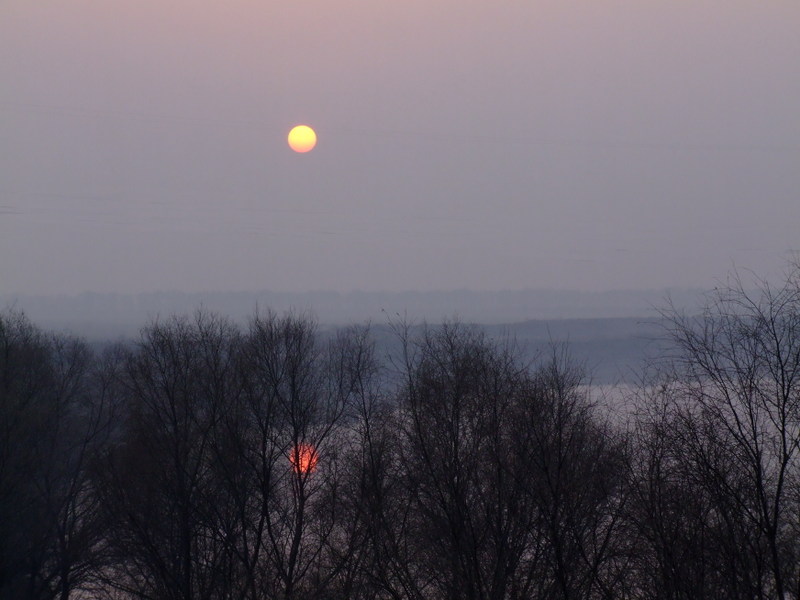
[483,318,668,384]
[1,289,673,384]
[367,318,669,386]
[0,288,704,339]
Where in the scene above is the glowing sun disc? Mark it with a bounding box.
[289,443,318,474]
[288,125,317,153]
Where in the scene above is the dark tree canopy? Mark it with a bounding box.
[2,260,800,599]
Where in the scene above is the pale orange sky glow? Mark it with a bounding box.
[1,1,798,295]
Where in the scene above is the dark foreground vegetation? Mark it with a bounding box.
[2,265,800,600]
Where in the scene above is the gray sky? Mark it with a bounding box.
[1,0,798,296]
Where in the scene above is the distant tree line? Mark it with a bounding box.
[2,263,800,600]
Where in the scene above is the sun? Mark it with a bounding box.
[287,125,317,153]
[289,443,318,475]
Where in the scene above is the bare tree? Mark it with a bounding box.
[625,263,800,600]
[626,379,769,600]
[658,267,800,599]
[212,312,377,600]
[0,310,112,600]
[96,311,241,600]
[514,350,630,600]
[367,321,628,600]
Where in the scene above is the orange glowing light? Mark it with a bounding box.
[289,443,318,474]
[287,125,317,153]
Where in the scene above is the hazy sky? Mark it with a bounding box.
[1,0,798,295]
